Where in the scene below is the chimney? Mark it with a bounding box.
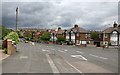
[58,27,61,31]
[74,24,79,28]
[113,21,117,28]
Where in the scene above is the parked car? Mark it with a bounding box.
[67,41,73,45]
[25,40,28,43]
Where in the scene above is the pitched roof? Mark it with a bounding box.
[103,27,120,33]
[57,30,64,34]
[67,27,88,33]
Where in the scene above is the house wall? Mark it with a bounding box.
[65,33,91,45]
[110,31,118,45]
[56,34,63,38]
[80,34,86,40]
[103,33,110,46]
[71,35,75,43]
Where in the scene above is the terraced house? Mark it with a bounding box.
[103,22,120,47]
[64,25,92,46]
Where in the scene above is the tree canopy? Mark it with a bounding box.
[0,25,12,40]
[40,32,51,41]
[4,32,19,44]
[90,31,99,40]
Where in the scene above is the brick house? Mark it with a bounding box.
[56,27,64,38]
[103,22,120,46]
[21,28,47,42]
[65,25,92,46]
[34,31,41,42]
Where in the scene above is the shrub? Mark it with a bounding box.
[3,48,7,54]
[0,45,2,49]
[40,32,51,42]
[57,36,65,42]
[4,32,19,44]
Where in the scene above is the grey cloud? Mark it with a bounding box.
[2,2,118,30]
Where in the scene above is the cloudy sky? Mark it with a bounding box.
[1,0,118,30]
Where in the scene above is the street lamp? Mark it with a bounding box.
[15,7,18,52]
[16,7,18,32]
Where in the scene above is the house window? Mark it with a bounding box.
[99,34,101,38]
[104,34,108,38]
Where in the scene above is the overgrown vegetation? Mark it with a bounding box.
[4,32,19,44]
[0,25,12,40]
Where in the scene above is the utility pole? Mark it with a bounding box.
[15,7,18,52]
[16,7,18,32]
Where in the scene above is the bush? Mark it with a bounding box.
[3,48,7,54]
[0,45,2,49]
[57,36,65,42]
[40,32,51,42]
[4,32,19,44]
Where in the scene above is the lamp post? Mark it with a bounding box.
[15,7,18,52]
[16,7,18,32]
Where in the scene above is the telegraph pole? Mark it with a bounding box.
[16,7,18,52]
[16,7,18,32]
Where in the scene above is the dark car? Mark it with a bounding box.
[67,41,73,45]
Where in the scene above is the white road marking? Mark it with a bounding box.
[46,54,59,73]
[42,49,50,53]
[64,49,68,51]
[42,49,46,51]
[52,49,55,50]
[71,55,87,61]
[76,51,84,54]
[89,54,108,60]
[64,59,82,73]
[20,56,28,59]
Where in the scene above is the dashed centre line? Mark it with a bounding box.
[89,54,108,60]
[76,51,84,54]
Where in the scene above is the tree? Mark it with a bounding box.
[23,31,33,41]
[0,25,12,40]
[57,36,65,42]
[17,30,24,38]
[4,32,19,44]
[40,32,51,42]
[91,31,99,40]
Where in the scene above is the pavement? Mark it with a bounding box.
[1,42,119,74]
[0,50,9,61]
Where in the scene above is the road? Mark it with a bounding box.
[2,42,118,74]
